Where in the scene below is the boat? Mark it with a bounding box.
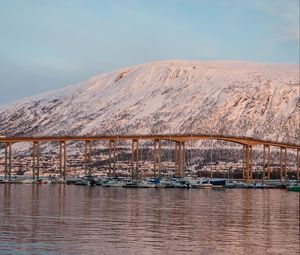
[0,179,7,184]
[75,175,96,186]
[192,178,212,189]
[287,185,300,192]
[21,178,35,184]
[171,179,191,188]
[252,183,272,189]
[136,179,157,188]
[210,179,226,186]
[101,177,125,187]
[123,179,138,188]
[210,179,226,189]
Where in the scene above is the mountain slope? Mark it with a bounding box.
[0,60,299,144]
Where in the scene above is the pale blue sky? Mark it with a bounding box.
[0,0,299,104]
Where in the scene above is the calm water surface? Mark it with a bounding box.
[0,185,299,255]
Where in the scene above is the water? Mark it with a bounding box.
[0,185,299,255]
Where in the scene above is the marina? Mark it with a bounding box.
[1,175,300,192]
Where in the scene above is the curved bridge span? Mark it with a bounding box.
[0,134,299,182]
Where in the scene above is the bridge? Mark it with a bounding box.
[0,134,299,182]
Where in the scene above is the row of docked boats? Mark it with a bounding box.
[68,176,226,189]
[1,175,299,191]
[68,176,300,191]
[0,176,64,184]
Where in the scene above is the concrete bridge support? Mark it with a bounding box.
[280,147,283,181]
[4,142,11,180]
[262,145,271,183]
[59,141,67,179]
[153,139,162,178]
[174,141,185,178]
[84,140,92,175]
[242,145,245,180]
[284,147,287,180]
[279,147,287,181]
[243,145,253,183]
[32,141,40,180]
[108,140,116,177]
[297,149,299,180]
[131,139,139,179]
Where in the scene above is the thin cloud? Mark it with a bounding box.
[250,0,299,45]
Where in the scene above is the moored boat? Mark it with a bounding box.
[287,185,300,192]
[192,178,212,189]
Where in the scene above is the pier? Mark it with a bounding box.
[0,134,299,182]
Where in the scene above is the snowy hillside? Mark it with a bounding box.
[0,60,299,144]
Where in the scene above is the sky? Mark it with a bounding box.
[0,0,299,104]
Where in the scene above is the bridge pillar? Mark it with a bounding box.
[8,143,12,180]
[4,142,12,180]
[158,139,162,178]
[182,142,186,177]
[32,141,39,180]
[174,142,178,177]
[4,142,8,180]
[262,145,266,183]
[153,140,157,177]
[108,140,116,177]
[244,145,253,183]
[280,147,283,181]
[84,140,92,175]
[63,141,67,179]
[36,142,40,180]
[131,139,139,179]
[242,145,246,180]
[178,142,182,177]
[59,142,62,178]
[267,145,270,181]
[284,147,287,180]
[153,139,162,178]
[59,141,67,179]
[174,141,185,178]
[250,145,253,180]
[297,149,299,180]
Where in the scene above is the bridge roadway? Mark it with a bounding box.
[0,134,299,182]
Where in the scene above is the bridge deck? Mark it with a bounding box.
[0,134,299,150]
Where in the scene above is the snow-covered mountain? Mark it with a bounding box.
[0,60,299,144]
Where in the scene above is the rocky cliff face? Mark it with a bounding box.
[0,60,299,144]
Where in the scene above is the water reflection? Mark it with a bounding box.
[0,185,299,255]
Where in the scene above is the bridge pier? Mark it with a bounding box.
[4,142,8,179]
[8,143,12,180]
[297,149,299,180]
[175,142,178,177]
[59,142,62,178]
[153,139,162,178]
[174,141,185,178]
[284,147,287,180]
[32,141,40,180]
[250,145,253,180]
[242,145,245,180]
[280,147,283,181]
[131,139,139,179]
[63,141,67,179]
[154,140,157,177]
[108,140,116,177]
[4,142,12,180]
[244,145,253,183]
[262,145,266,183]
[267,146,270,181]
[59,141,67,179]
[84,140,92,175]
